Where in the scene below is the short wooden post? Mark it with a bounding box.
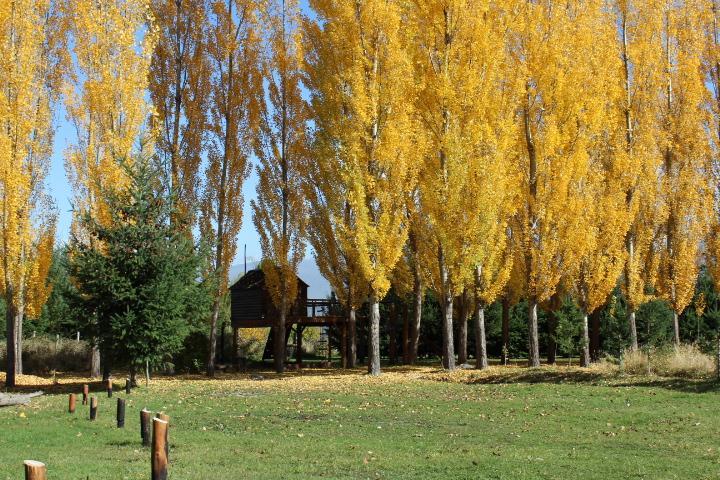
[106,379,113,398]
[117,398,126,428]
[68,393,76,414]
[125,378,131,394]
[82,384,89,405]
[23,460,46,480]
[151,418,169,480]
[140,409,152,446]
[156,412,170,460]
[89,397,97,420]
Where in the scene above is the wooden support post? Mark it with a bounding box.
[151,418,169,480]
[106,379,113,398]
[141,409,152,447]
[89,397,97,420]
[23,460,46,480]
[117,398,126,428]
[296,326,303,367]
[82,384,88,405]
[68,394,76,414]
[125,378,131,394]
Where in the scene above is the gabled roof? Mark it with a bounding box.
[229,268,309,291]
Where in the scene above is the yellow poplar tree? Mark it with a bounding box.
[0,0,61,387]
[65,0,157,229]
[510,0,611,367]
[705,1,720,291]
[411,0,517,370]
[200,0,262,377]
[251,0,308,374]
[656,0,713,345]
[615,0,667,352]
[149,0,212,225]
[306,0,416,376]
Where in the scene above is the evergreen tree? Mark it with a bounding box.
[69,152,212,383]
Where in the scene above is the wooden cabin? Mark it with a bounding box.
[229,268,346,367]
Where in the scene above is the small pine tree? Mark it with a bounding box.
[69,152,212,383]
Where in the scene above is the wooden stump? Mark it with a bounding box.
[117,398,126,428]
[151,418,169,480]
[156,413,170,459]
[82,384,89,405]
[68,394,76,414]
[106,379,113,398]
[89,397,97,420]
[140,409,152,446]
[23,460,46,480]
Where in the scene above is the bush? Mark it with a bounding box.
[620,344,715,378]
[0,336,90,374]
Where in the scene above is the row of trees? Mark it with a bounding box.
[2,0,720,385]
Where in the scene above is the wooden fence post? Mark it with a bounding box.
[82,384,89,405]
[117,398,126,428]
[156,413,170,459]
[107,379,113,398]
[141,409,152,447]
[68,394,76,414]
[89,397,97,420]
[23,460,46,480]
[151,418,169,480]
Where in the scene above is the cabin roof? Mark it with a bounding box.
[229,268,309,291]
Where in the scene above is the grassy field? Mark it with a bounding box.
[1,366,719,479]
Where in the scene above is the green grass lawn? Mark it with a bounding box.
[1,366,719,479]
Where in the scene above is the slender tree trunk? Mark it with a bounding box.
[207,297,221,377]
[5,296,17,388]
[438,246,455,370]
[547,310,557,365]
[501,297,510,365]
[14,301,23,375]
[90,343,101,378]
[457,290,468,365]
[628,309,638,351]
[525,300,536,373]
[409,272,423,364]
[590,308,601,361]
[580,313,591,368]
[672,310,680,346]
[274,301,286,373]
[368,293,381,376]
[348,306,357,368]
[474,303,488,370]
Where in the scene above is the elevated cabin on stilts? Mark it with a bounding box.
[229,269,349,368]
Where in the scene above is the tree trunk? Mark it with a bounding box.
[672,310,680,346]
[438,246,455,370]
[14,301,23,375]
[409,275,423,364]
[590,308,601,361]
[5,297,17,388]
[457,290,468,365]
[347,307,357,368]
[274,296,286,373]
[501,297,510,365]
[528,300,540,367]
[474,304,488,370]
[206,297,220,377]
[628,309,638,351]
[547,309,557,365]
[90,343,101,378]
[368,294,381,376]
[580,313,591,367]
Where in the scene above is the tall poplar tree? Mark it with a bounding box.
[656,0,713,345]
[200,0,262,377]
[306,0,417,376]
[252,0,308,374]
[615,0,666,352]
[150,0,211,225]
[0,0,61,387]
[65,0,157,228]
[511,0,610,367]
